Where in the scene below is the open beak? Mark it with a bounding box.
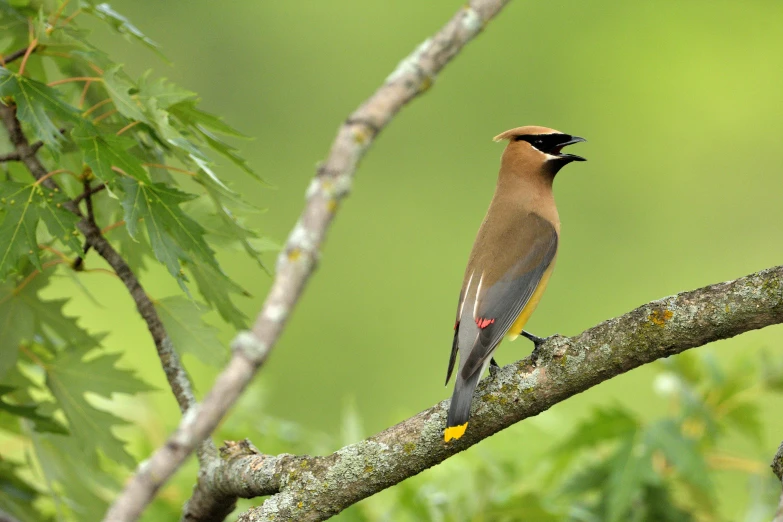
[555,135,587,162]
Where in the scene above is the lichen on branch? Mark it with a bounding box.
[233,265,783,521]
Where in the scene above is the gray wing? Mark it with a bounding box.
[459,217,557,379]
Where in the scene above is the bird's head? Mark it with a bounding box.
[494,126,586,178]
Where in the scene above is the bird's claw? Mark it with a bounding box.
[522,330,556,365]
[489,357,500,377]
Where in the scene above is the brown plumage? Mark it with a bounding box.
[444,126,586,442]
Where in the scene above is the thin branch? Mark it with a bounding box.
[1,47,30,66]
[0,259,65,306]
[142,163,196,176]
[17,38,38,77]
[0,102,197,414]
[48,0,71,29]
[72,182,107,206]
[47,76,101,87]
[72,178,96,271]
[117,121,141,136]
[0,141,43,162]
[101,219,126,235]
[104,1,513,521]
[60,8,82,28]
[82,98,113,117]
[34,168,79,185]
[78,79,92,109]
[225,265,783,522]
[0,151,22,162]
[93,108,118,123]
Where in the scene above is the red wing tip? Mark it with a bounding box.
[475,317,495,329]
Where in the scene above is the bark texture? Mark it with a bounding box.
[228,266,783,521]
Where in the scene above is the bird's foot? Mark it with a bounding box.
[522,330,555,365]
[489,357,500,377]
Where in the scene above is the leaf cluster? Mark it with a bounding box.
[0,1,271,519]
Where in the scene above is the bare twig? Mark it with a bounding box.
[0,151,22,162]
[72,178,96,270]
[0,103,197,413]
[0,141,43,162]
[1,47,30,66]
[104,1,513,521]
[225,265,783,522]
[72,181,106,205]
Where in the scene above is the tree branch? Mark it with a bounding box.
[773,441,783,482]
[1,47,30,66]
[72,181,106,206]
[0,142,42,162]
[72,178,96,270]
[0,103,197,413]
[102,1,513,521]
[221,265,783,522]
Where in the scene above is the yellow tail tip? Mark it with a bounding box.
[444,423,468,442]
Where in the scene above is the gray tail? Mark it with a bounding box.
[446,370,482,429]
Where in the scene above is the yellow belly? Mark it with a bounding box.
[505,262,555,341]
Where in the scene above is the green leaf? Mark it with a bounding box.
[0,180,82,280]
[0,3,28,27]
[659,351,703,385]
[120,178,220,285]
[188,188,271,273]
[641,485,695,522]
[198,126,259,179]
[559,458,612,496]
[0,67,82,151]
[551,406,639,472]
[0,459,46,522]
[169,99,250,138]
[80,1,163,57]
[136,70,195,109]
[0,266,96,378]
[45,346,153,467]
[29,428,113,520]
[101,64,146,122]
[115,216,154,272]
[72,122,150,183]
[167,99,260,181]
[0,282,34,378]
[721,401,763,445]
[0,385,69,434]
[606,437,649,522]
[487,492,560,522]
[0,366,41,434]
[155,296,226,366]
[708,355,754,406]
[645,420,712,495]
[187,261,248,329]
[35,299,101,349]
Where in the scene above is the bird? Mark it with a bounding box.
[443,126,586,442]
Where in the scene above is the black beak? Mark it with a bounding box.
[557,135,587,162]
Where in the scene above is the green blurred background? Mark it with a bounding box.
[48,0,783,518]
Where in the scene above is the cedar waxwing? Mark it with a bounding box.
[444,126,586,442]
